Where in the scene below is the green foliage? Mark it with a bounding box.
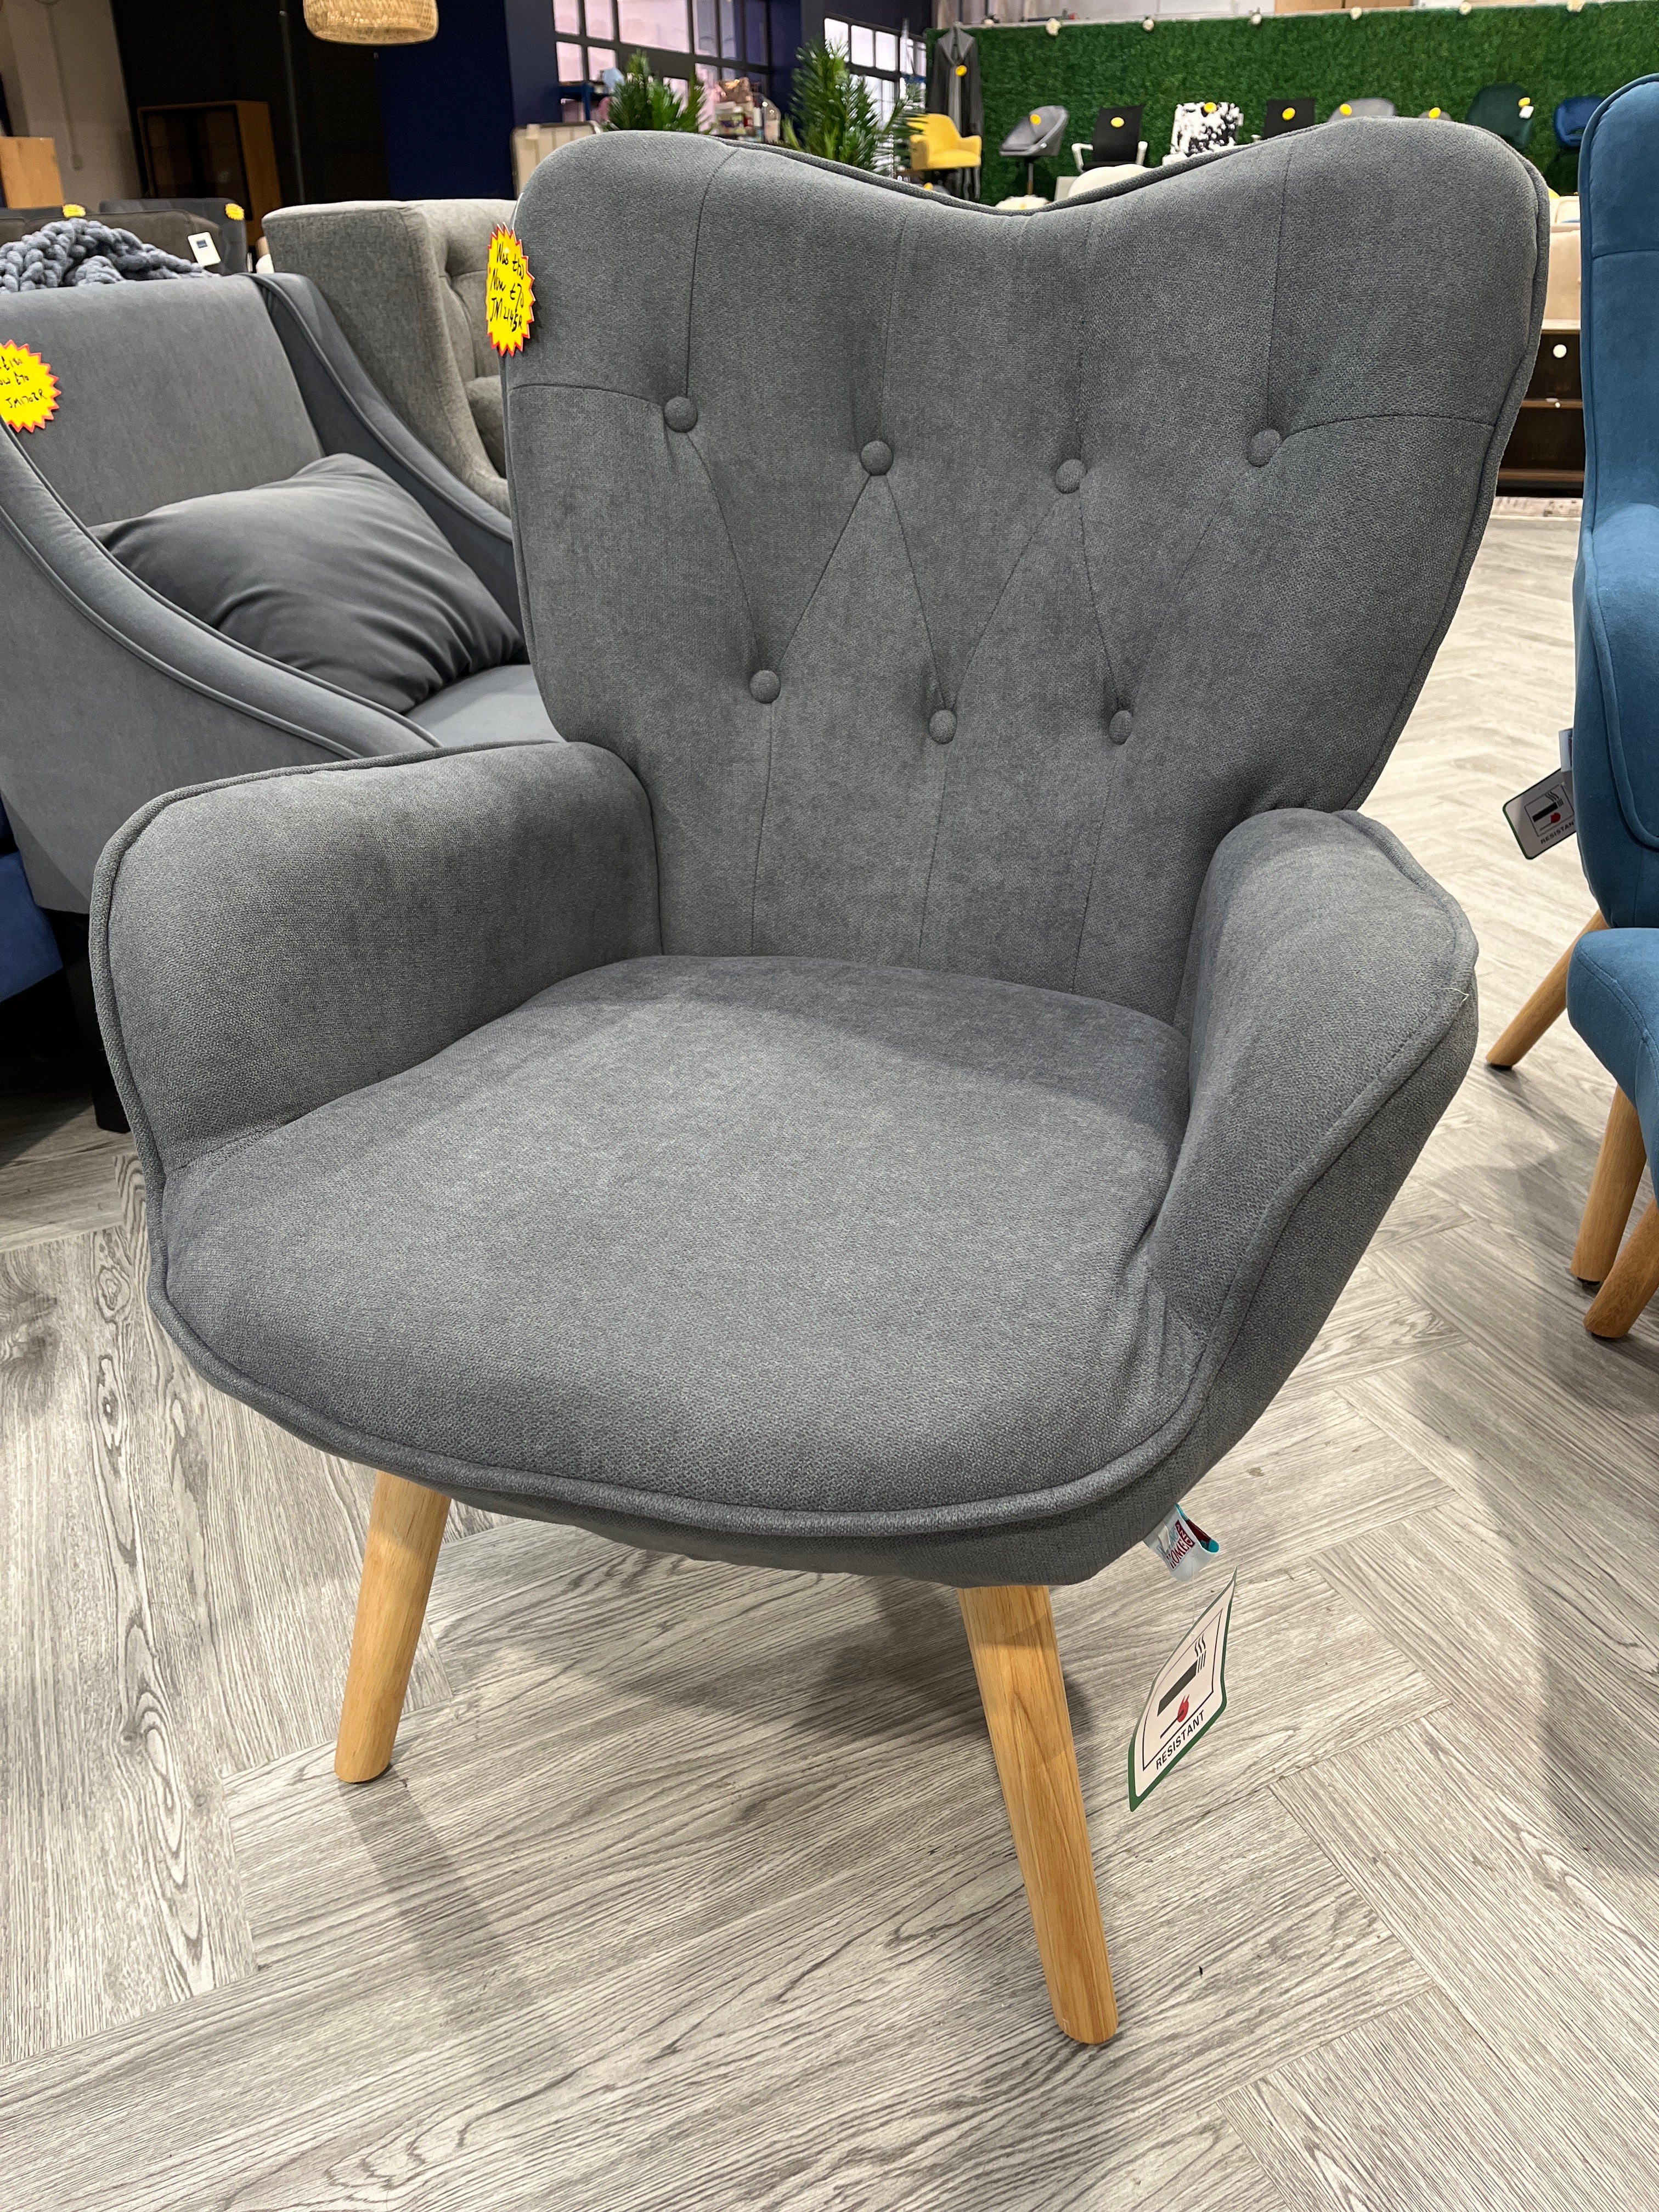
[604,50,703,133]
[784,38,884,168]
[950,4,1659,203]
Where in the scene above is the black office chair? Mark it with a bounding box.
[1000,105,1069,199]
[1263,99,1315,140]
[1083,103,1143,168]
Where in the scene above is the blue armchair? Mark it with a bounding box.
[0,800,61,1006]
[1556,78,1659,1332]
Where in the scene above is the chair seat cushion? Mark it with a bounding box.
[408,663,559,744]
[160,955,1195,1533]
[97,454,521,712]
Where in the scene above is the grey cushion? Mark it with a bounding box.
[409,663,558,743]
[0,274,321,523]
[98,454,522,713]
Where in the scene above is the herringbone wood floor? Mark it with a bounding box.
[3,515,1655,2210]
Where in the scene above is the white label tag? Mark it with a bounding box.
[1503,766,1575,859]
[1128,1573,1235,1810]
[188,229,222,267]
[1144,1501,1219,1580]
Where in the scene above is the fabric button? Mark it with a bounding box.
[664,396,698,432]
[749,669,781,704]
[860,439,893,475]
[1248,428,1280,466]
[929,709,956,746]
[1055,459,1085,493]
[1108,709,1133,745]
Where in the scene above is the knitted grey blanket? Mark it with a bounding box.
[0,218,208,293]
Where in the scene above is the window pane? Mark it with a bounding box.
[745,0,767,64]
[588,0,618,39]
[589,44,617,74]
[618,0,689,47]
[849,24,873,67]
[823,18,849,54]
[874,30,896,72]
[557,38,584,77]
[719,0,737,57]
[695,0,716,52]
[555,0,579,32]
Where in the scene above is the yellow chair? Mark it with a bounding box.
[907,113,982,198]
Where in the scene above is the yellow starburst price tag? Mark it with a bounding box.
[0,342,59,433]
[486,227,534,357]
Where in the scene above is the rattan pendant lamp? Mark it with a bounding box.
[303,0,438,40]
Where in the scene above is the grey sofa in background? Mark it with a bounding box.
[0,269,554,1119]
[264,199,512,514]
[93,126,1546,2044]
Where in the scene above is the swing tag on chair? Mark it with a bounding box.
[1503,764,1576,859]
[1128,1574,1235,1809]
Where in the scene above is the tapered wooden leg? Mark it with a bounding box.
[1586,1200,1659,1340]
[958,1584,1118,2045]
[335,1471,450,1783]
[1572,1088,1647,1284]
[1486,910,1606,1068]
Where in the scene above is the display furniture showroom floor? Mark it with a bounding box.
[3,509,1656,2207]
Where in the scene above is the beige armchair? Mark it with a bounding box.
[264,199,512,514]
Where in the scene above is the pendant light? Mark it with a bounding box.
[303,1,438,41]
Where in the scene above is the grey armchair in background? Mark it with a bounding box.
[0,269,553,1121]
[263,199,513,514]
[93,126,1545,2043]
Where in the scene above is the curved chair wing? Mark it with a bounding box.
[1568,75,1659,929]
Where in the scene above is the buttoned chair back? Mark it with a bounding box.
[264,199,513,513]
[503,128,1544,1023]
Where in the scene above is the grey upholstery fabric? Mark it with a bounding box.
[0,276,321,523]
[409,663,557,743]
[95,129,1541,1584]
[505,128,1542,1019]
[98,455,521,713]
[264,200,511,515]
[0,275,540,910]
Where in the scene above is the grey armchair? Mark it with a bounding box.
[0,269,547,921]
[93,126,1545,2044]
[264,199,514,514]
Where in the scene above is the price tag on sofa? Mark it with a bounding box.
[1128,1575,1235,1809]
[187,229,222,267]
[0,342,59,432]
[487,227,535,356]
[1503,766,1576,859]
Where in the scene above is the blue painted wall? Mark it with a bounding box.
[376,0,515,198]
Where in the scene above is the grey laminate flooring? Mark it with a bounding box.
[3,514,1655,2209]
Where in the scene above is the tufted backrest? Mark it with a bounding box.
[0,276,321,523]
[505,127,1545,1019]
[424,200,505,381]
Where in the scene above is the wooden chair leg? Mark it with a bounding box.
[335,1471,451,1784]
[958,1584,1118,2046]
[1486,910,1606,1069]
[1572,1087,1647,1284]
[1586,1200,1659,1340]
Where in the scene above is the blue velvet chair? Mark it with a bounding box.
[0,801,62,1006]
[1556,78,1659,1334]
[1553,97,1602,154]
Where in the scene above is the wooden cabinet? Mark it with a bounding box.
[1499,326,1584,495]
[136,102,281,244]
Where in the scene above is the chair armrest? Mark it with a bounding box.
[253,272,520,628]
[0,426,431,911]
[1149,809,1476,1336]
[92,740,660,1203]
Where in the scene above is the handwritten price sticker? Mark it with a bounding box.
[486,228,534,357]
[0,343,59,433]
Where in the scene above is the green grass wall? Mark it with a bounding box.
[939,4,1659,201]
